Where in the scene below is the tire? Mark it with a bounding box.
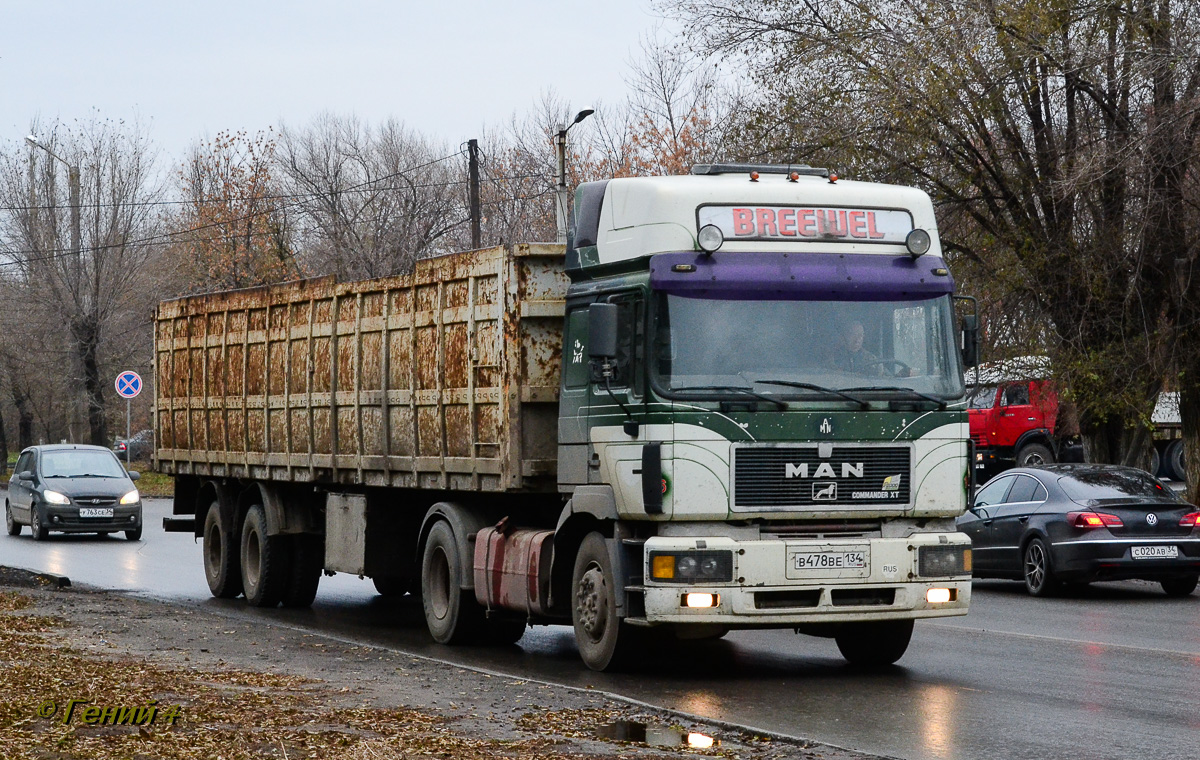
[571,532,639,671]
[1150,446,1163,478]
[835,620,914,667]
[125,528,141,541]
[480,616,528,645]
[5,502,20,536]
[30,507,48,541]
[420,520,484,644]
[281,533,323,608]
[202,501,243,599]
[98,531,110,537]
[1016,442,1055,468]
[240,503,292,608]
[1161,576,1198,597]
[1166,440,1187,482]
[1023,537,1059,597]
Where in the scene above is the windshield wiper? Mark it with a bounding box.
[751,380,868,409]
[673,385,788,410]
[72,473,120,478]
[839,386,947,409]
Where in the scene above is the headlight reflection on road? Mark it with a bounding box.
[41,548,68,577]
[917,682,958,758]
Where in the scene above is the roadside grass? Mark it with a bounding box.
[126,463,173,498]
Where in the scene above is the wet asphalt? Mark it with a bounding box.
[3,496,1199,760]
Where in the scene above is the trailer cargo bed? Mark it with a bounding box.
[154,243,566,493]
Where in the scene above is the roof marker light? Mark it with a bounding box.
[828,173,838,184]
[749,171,760,182]
[789,171,800,182]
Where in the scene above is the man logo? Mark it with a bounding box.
[819,418,833,434]
[813,482,837,501]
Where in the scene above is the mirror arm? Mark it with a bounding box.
[598,359,639,437]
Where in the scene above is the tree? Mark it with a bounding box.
[173,129,298,291]
[0,116,165,446]
[668,0,1200,481]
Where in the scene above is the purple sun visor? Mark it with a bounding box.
[649,251,955,301]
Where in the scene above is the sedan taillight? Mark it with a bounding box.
[1067,511,1123,528]
[1180,512,1200,528]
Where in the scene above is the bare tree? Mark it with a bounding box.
[0,116,165,446]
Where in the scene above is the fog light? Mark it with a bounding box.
[52,515,61,524]
[129,515,137,523]
[684,593,718,608]
[926,588,954,604]
[697,224,724,253]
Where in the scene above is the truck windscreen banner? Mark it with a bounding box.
[698,205,913,243]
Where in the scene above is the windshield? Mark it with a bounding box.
[1058,469,1181,504]
[967,385,998,409]
[40,450,127,479]
[652,293,965,401]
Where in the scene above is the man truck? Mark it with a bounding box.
[158,164,976,670]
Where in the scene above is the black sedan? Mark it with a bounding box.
[5,444,143,540]
[958,464,1200,597]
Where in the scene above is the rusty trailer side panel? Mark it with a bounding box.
[153,244,567,493]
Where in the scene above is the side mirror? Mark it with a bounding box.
[961,314,979,368]
[127,471,141,481]
[588,303,619,360]
[17,470,33,481]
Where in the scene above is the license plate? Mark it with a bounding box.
[79,508,113,518]
[1132,545,1178,560]
[793,551,868,570]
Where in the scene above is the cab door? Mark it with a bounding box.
[996,382,1037,448]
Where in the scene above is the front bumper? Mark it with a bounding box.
[40,504,142,533]
[640,534,971,626]
[1052,537,1200,582]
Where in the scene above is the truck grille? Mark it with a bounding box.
[732,445,912,510]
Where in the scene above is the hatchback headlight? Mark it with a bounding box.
[43,490,70,505]
[120,490,140,505]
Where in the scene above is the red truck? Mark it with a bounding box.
[967,357,1080,473]
[967,356,1186,480]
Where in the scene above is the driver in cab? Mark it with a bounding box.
[827,320,881,374]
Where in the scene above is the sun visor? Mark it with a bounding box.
[649,251,955,301]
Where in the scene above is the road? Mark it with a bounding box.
[4,497,1199,760]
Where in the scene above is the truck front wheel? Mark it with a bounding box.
[834,619,914,667]
[240,504,291,607]
[420,520,483,644]
[1016,442,1054,467]
[572,532,638,671]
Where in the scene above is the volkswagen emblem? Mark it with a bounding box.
[1146,513,1159,526]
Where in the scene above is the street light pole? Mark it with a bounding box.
[25,136,81,264]
[555,109,594,244]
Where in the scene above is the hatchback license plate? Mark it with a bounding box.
[1132,545,1178,560]
[79,508,113,518]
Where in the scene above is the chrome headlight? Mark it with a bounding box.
[120,490,140,505]
[43,490,70,505]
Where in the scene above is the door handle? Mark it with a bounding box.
[1018,516,1029,524]
[983,519,994,526]
[1027,417,1035,421]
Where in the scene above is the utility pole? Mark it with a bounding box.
[468,139,481,249]
[555,109,594,244]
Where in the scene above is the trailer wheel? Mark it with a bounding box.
[240,503,291,607]
[834,620,914,667]
[420,520,483,644]
[572,532,638,671]
[1166,440,1187,482]
[281,533,322,608]
[1016,442,1054,467]
[203,501,242,598]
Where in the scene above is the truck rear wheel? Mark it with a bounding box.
[572,532,638,671]
[203,501,243,598]
[240,504,291,608]
[1016,442,1054,467]
[421,520,483,644]
[281,533,322,608]
[834,619,914,667]
[1166,440,1187,482]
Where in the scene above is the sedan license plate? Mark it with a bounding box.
[1131,545,1178,560]
[79,507,114,519]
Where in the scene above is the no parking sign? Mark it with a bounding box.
[115,371,142,398]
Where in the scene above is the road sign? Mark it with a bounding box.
[115,371,142,399]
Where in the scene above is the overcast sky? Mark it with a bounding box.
[2,0,670,159]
